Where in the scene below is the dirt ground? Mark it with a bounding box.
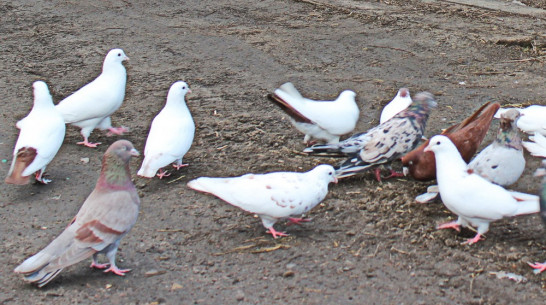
[1,0,545,304]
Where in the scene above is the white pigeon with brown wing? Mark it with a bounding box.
[268,82,359,145]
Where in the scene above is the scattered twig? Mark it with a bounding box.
[157,228,186,233]
[167,175,186,184]
[367,45,416,56]
[251,244,291,253]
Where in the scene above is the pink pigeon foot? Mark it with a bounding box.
[266,227,289,239]
[287,217,311,226]
[382,169,405,180]
[305,140,318,147]
[34,171,51,184]
[106,126,129,136]
[528,262,546,273]
[103,265,131,276]
[172,163,189,170]
[462,233,482,245]
[437,221,461,232]
[77,138,101,148]
[156,169,171,179]
[90,261,109,269]
[374,168,383,182]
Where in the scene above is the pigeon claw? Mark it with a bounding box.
[266,227,289,239]
[90,262,110,269]
[287,217,311,226]
[106,126,129,136]
[381,169,405,180]
[157,169,171,179]
[436,221,461,232]
[77,140,101,148]
[528,262,546,274]
[103,265,131,276]
[462,233,482,245]
[172,163,189,170]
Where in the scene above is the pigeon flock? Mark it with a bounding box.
[5,48,546,287]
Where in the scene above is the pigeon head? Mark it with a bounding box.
[339,90,356,100]
[103,48,129,70]
[424,135,455,154]
[32,81,53,107]
[170,81,192,96]
[99,140,139,188]
[312,164,338,184]
[105,139,140,163]
[399,88,410,98]
[497,109,522,148]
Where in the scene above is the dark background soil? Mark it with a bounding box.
[1,0,545,304]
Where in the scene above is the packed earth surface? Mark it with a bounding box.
[1,0,546,304]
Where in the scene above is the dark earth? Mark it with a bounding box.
[1,0,546,304]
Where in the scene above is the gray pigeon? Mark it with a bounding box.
[305,92,436,180]
[469,109,525,186]
[14,140,140,287]
[529,160,546,273]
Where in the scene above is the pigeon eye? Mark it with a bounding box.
[118,53,121,57]
[436,141,441,145]
[182,86,186,89]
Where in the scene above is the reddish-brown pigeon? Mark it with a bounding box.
[402,101,499,181]
[14,140,140,287]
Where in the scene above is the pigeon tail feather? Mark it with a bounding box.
[5,147,37,185]
[512,199,540,216]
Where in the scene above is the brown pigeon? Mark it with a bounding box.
[14,140,140,287]
[401,101,500,181]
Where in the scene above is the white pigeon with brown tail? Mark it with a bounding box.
[14,140,140,287]
[187,165,337,238]
[5,81,65,185]
[138,81,194,179]
[425,135,539,245]
[268,82,359,145]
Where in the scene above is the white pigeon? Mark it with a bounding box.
[523,132,546,158]
[379,88,412,124]
[495,105,546,136]
[5,81,65,185]
[56,48,129,148]
[187,164,338,238]
[268,82,359,144]
[528,160,546,274]
[424,135,539,245]
[469,109,525,186]
[138,81,194,179]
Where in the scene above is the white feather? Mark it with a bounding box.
[379,88,412,124]
[523,132,546,158]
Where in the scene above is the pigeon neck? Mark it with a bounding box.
[97,155,133,190]
[165,94,189,111]
[495,120,522,149]
[102,62,126,76]
[434,148,469,184]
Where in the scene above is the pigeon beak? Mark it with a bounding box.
[423,146,432,153]
[124,56,130,62]
[188,88,192,94]
[333,176,338,184]
[130,148,140,157]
